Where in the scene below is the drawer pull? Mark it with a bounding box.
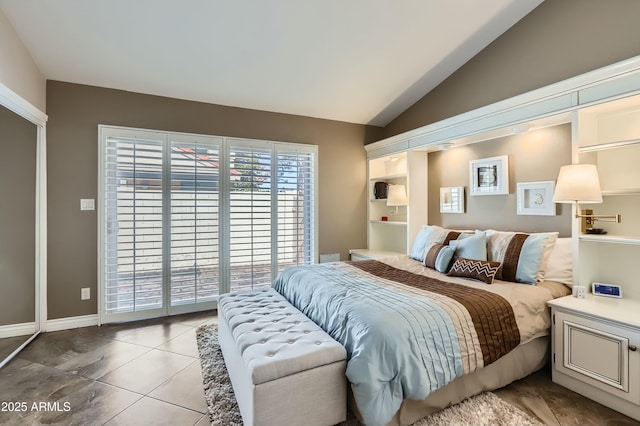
[630,345,638,352]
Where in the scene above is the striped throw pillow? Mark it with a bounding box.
[423,243,455,273]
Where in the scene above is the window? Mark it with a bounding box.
[99,126,317,323]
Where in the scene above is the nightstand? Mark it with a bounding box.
[348,249,404,261]
[547,295,640,421]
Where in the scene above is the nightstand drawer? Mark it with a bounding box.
[554,310,640,404]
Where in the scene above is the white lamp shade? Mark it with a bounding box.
[553,164,603,204]
[386,184,407,207]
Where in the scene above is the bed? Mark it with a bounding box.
[271,227,572,426]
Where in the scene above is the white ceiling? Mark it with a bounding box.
[0,0,542,126]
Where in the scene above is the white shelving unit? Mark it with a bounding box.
[574,93,640,300]
[364,151,427,256]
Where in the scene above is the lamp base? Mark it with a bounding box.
[581,209,594,233]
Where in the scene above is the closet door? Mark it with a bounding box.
[0,104,38,365]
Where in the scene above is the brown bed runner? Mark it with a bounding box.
[350,260,521,366]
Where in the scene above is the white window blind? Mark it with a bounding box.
[228,142,273,292]
[276,148,316,273]
[169,139,220,306]
[103,134,165,315]
[99,126,317,323]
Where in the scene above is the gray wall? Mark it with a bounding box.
[0,104,36,325]
[428,124,572,236]
[382,0,640,138]
[40,0,640,319]
[46,80,382,319]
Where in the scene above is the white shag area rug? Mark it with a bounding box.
[196,324,543,426]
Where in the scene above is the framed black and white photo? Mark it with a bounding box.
[469,155,509,196]
[440,187,464,213]
[517,181,556,216]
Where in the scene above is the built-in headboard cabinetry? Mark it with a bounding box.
[575,94,640,300]
[364,56,640,422]
[365,54,640,301]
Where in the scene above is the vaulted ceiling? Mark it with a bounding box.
[0,0,542,126]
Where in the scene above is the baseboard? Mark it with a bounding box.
[46,314,99,332]
[0,322,37,338]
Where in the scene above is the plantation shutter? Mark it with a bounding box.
[169,138,221,306]
[276,147,316,272]
[103,133,165,316]
[100,126,317,323]
[228,141,273,292]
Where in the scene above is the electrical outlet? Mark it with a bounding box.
[81,287,90,300]
[571,285,586,299]
[319,253,340,263]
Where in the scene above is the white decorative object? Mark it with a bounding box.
[517,181,556,216]
[440,187,464,213]
[469,155,509,196]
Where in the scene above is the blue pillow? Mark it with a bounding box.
[449,231,487,261]
[423,243,455,273]
[410,227,432,261]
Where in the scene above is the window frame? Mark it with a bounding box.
[98,125,318,324]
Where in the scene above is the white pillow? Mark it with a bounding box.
[543,237,573,286]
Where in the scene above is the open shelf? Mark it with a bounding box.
[369,172,407,181]
[370,220,407,226]
[601,188,640,196]
[579,234,640,245]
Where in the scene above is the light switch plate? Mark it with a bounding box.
[81,288,90,300]
[80,199,95,211]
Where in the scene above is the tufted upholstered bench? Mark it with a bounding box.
[217,288,348,426]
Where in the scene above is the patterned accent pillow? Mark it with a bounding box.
[447,257,501,284]
[423,243,455,273]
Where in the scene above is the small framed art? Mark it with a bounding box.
[516,180,556,216]
[440,187,465,213]
[469,155,509,196]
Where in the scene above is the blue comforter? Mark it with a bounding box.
[272,262,466,426]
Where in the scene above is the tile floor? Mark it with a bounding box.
[0,311,217,426]
[0,310,638,426]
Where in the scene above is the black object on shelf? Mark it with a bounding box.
[585,228,607,235]
[374,182,388,199]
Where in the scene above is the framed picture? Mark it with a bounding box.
[469,155,509,196]
[440,187,465,213]
[517,181,556,216]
